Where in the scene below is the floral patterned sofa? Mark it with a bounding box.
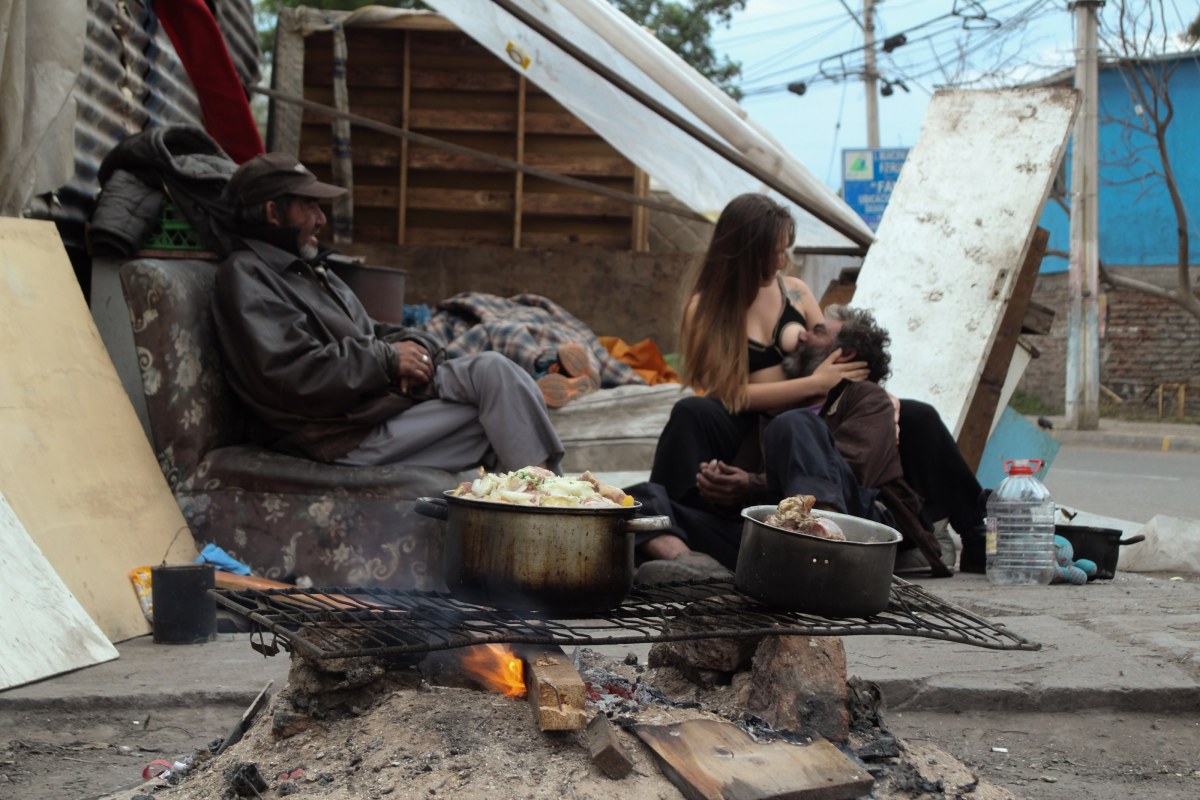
[119,258,464,589]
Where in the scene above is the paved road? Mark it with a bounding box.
[1043,443,1200,524]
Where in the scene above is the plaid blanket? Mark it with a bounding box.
[421,292,644,388]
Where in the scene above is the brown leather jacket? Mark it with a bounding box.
[212,238,442,461]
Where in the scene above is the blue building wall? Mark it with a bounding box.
[1039,55,1200,274]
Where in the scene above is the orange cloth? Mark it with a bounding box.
[599,336,681,386]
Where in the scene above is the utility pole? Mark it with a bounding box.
[1065,1,1104,430]
[863,0,880,147]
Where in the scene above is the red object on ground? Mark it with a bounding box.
[156,0,264,163]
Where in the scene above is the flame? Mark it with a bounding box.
[460,644,526,698]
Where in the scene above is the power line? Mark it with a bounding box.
[738,0,1062,97]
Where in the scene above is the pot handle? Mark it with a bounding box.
[621,515,672,534]
[1118,534,1146,546]
[414,496,448,521]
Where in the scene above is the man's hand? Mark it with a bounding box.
[696,459,756,508]
[391,341,434,395]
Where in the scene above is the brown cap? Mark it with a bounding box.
[226,152,347,207]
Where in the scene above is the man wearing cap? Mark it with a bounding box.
[211,152,564,473]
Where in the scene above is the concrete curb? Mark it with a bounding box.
[1048,429,1200,453]
[1029,415,1200,454]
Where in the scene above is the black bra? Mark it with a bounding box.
[748,280,807,373]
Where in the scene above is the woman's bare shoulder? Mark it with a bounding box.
[781,275,812,303]
[781,274,810,292]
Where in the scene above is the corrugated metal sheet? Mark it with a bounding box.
[215,0,263,90]
[37,0,259,249]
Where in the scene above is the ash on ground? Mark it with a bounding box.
[110,641,1021,800]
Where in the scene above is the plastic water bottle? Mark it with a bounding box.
[985,459,1056,585]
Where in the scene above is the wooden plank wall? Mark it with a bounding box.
[299,21,646,250]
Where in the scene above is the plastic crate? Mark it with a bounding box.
[144,203,204,251]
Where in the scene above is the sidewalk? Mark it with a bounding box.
[2,570,1198,718]
[1035,414,1200,453]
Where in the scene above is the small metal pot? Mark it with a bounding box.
[1055,525,1146,581]
[736,506,901,617]
[416,493,670,614]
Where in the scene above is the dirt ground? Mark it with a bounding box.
[2,650,1198,800]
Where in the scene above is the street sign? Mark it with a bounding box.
[842,148,909,230]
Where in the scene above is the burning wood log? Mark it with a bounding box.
[522,646,587,731]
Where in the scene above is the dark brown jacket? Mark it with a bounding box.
[212,239,442,461]
[821,380,949,576]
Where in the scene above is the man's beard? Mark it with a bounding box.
[299,240,319,260]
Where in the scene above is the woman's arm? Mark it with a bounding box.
[743,349,868,413]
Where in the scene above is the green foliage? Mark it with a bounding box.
[1008,389,1063,418]
[1188,12,1200,43]
[610,1,745,98]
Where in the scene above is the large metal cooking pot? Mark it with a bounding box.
[415,493,670,615]
[736,505,901,617]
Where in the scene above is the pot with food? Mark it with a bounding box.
[416,467,670,614]
[736,495,901,617]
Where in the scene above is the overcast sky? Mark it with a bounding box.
[709,0,1089,189]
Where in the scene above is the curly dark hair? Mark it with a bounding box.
[832,307,891,384]
[783,306,891,385]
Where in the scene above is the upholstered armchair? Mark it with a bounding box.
[119,258,460,588]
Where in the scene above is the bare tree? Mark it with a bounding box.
[1090,0,1200,321]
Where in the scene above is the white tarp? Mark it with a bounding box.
[0,0,84,215]
[298,2,872,252]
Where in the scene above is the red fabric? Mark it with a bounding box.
[156,0,264,164]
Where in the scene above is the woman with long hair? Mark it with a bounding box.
[678,193,867,414]
[633,194,871,574]
[633,193,984,579]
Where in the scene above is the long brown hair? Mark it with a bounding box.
[680,193,795,411]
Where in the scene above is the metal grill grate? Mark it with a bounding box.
[213,578,1040,661]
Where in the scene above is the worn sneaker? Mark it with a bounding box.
[553,341,599,382]
[635,551,733,585]
[537,372,598,408]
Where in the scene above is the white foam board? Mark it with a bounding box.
[854,88,1078,435]
[0,490,119,690]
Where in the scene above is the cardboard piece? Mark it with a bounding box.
[0,219,195,643]
[853,88,1078,437]
[0,490,119,690]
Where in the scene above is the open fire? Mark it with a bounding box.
[460,643,526,698]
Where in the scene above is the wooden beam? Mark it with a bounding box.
[521,193,631,217]
[409,68,520,92]
[956,226,1051,471]
[586,714,635,779]
[399,31,412,244]
[632,167,650,252]
[514,75,526,248]
[1022,299,1055,335]
[406,187,514,213]
[254,86,709,223]
[522,646,587,731]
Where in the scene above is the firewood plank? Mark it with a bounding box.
[633,718,873,800]
[521,646,587,731]
[585,713,634,779]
